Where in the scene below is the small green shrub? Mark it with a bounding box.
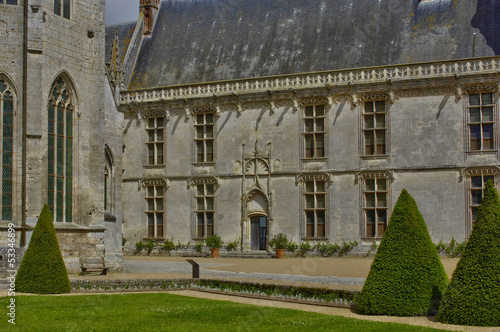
[356,189,448,316]
[339,240,358,257]
[15,204,71,294]
[435,239,446,255]
[135,241,145,254]
[145,240,156,254]
[286,241,299,253]
[445,237,467,258]
[316,242,340,257]
[122,237,127,247]
[297,242,313,257]
[269,233,289,249]
[194,243,204,253]
[226,239,240,252]
[365,241,378,257]
[436,238,467,258]
[206,234,223,249]
[437,180,500,326]
[160,238,175,254]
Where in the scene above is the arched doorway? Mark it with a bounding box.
[250,215,267,250]
[244,190,269,251]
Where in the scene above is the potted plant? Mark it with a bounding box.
[206,234,223,258]
[269,233,289,259]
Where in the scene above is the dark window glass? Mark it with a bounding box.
[303,105,326,158]
[364,178,388,238]
[47,77,73,222]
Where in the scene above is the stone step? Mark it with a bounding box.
[223,251,272,259]
[0,277,11,290]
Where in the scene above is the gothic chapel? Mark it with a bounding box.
[1,0,500,271]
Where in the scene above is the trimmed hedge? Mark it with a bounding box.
[356,189,448,316]
[16,204,71,294]
[436,180,500,326]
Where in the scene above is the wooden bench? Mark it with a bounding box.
[80,257,108,276]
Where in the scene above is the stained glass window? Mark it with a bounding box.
[48,77,73,222]
[0,80,13,220]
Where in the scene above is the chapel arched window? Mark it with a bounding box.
[47,76,74,222]
[0,79,14,220]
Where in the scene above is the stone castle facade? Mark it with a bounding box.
[1,0,499,270]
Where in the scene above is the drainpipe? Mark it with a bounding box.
[21,0,28,246]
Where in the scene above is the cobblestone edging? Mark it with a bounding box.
[70,278,359,308]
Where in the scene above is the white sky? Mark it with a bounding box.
[105,0,140,25]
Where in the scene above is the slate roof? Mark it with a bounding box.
[105,21,138,65]
[114,0,499,89]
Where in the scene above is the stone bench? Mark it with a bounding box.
[80,257,108,276]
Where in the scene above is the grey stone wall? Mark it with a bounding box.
[0,0,123,271]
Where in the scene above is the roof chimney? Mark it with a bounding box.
[140,0,160,36]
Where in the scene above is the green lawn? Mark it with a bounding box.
[1,293,445,331]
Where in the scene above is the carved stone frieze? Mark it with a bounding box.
[299,96,329,106]
[463,83,498,94]
[461,166,500,182]
[356,170,393,183]
[187,176,219,189]
[190,105,217,116]
[245,159,269,174]
[138,177,169,190]
[296,172,332,186]
[141,109,168,119]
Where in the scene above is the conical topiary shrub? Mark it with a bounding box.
[16,204,70,294]
[356,189,448,316]
[437,180,500,326]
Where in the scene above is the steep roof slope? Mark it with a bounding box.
[126,0,498,89]
[105,21,138,65]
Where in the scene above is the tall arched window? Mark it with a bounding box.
[104,147,113,213]
[47,76,74,222]
[0,79,14,220]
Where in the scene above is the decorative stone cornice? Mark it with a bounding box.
[463,84,498,94]
[187,176,219,189]
[356,170,394,183]
[460,166,500,182]
[190,105,217,116]
[138,178,169,190]
[299,96,329,106]
[120,57,500,106]
[142,109,168,119]
[295,172,332,186]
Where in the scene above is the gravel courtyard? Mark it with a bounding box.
[71,255,461,291]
